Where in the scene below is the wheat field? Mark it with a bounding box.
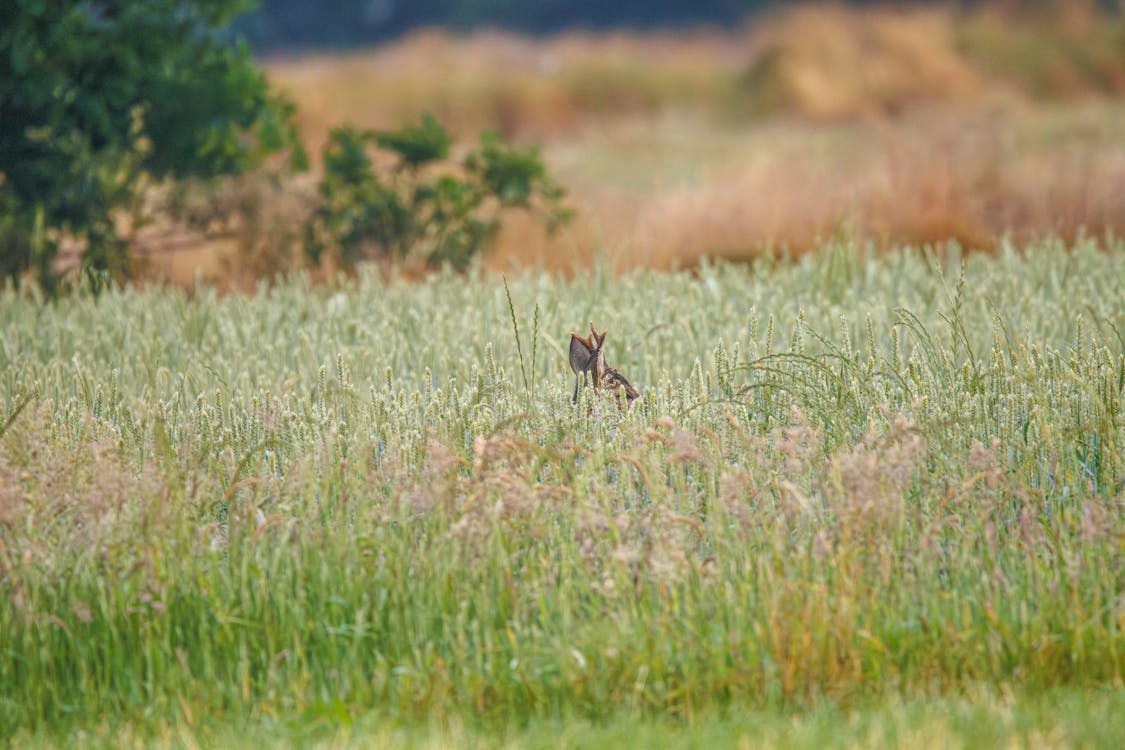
[3,237,1125,746]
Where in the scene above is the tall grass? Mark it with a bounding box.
[2,238,1125,743]
[265,4,1125,146]
[135,4,1125,288]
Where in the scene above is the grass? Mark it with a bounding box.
[2,236,1125,744]
[136,3,1125,288]
[140,100,1125,286]
[537,102,1125,271]
[263,28,745,149]
[262,3,1125,147]
[11,689,1125,747]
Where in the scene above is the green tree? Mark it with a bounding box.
[0,0,305,288]
[307,116,571,271]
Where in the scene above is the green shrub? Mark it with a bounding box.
[0,0,305,290]
[306,115,572,270]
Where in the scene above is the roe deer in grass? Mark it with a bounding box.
[569,322,639,406]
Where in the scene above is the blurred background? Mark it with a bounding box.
[31,1,1125,286]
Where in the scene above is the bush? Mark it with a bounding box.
[0,0,305,290]
[306,115,572,270]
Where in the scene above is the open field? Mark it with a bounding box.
[129,3,1125,287]
[264,4,1125,147]
[11,689,1125,748]
[135,101,1125,284]
[3,238,1125,745]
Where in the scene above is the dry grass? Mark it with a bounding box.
[264,3,1125,145]
[959,3,1125,100]
[742,4,988,119]
[265,28,745,150]
[486,103,1125,273]
[136,3,1125,287]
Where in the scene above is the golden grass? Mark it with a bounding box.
[487,103,1125,274]
[264,28,744,151]
[742,4,987,119]
[136,3,1125,287]
[959,3,1125,100]
[265,2,1125,145]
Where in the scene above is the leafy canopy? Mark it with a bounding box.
[0,0,304,287]
[307,116,572,271]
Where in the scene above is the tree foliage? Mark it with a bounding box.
[0,0,305,287]
[307,116,572,270]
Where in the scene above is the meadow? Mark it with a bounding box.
[3,237,1125,746]
[137,3,1125,287]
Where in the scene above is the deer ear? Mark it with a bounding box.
[589,323,606,348]
[569,333,594,374]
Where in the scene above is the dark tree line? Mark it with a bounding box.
[233,0,1109,53]
[231,0,886,51]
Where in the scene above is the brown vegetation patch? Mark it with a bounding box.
[136,3,1125,286]
[265,28,745,150]
[743,4,987,119]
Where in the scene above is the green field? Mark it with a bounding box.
[3,238,1125,747]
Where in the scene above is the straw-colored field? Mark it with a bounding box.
[136,3,1125,287]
